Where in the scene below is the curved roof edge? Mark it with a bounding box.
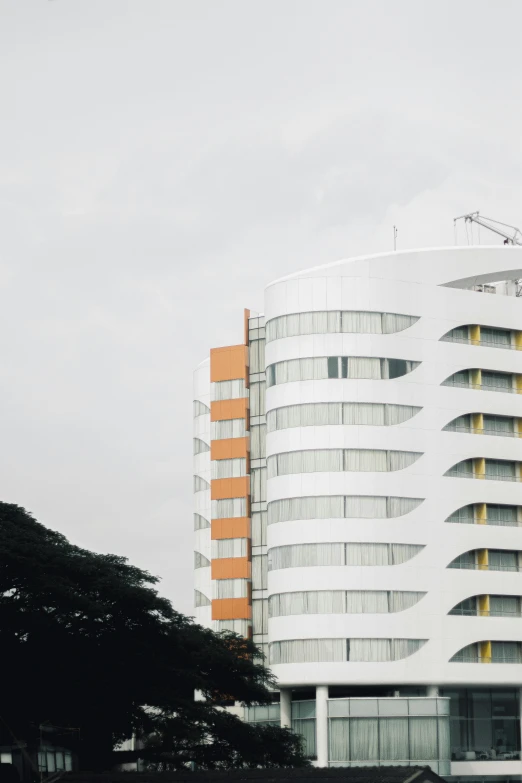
[266,245,522,288]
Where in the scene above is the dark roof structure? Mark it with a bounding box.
[64,767,444,783]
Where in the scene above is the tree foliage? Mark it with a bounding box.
[0,503,307,770]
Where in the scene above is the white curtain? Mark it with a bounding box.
[193,437,210,455]
[194,551,210,569]
[487,504,517,526]
[249,381,266,416]
[489,595,520,617]
[252,599,268,633]
[342,311,382,333]
[211,497,247,519]
[212,378,248,401]
[350,719,379,760]
[345,495,388,518]
[268,543,345,570]
[483,415,514,435]
[193,513,210,530]
[193,475,210,492]
[385,404,421,425]
[212,538,248,558]
[345,449,387,471]
[250,424,266,459]
[491,641,521,663]
[489,550,518,571]
[251,467,266,502]
[211,458,246,479]
[345,591,388,613]
[409,717,438,759]
[251,511,267,546]
[268,496,344,524]
[446,505,474,524]
[270,639,345,664]
[444,370,470,388]
[387,496,423,517]
[485,459,516,480]
[214,619,250,635]
[387,451,420,471]
[292,719,316,757]
[482,371,512,390]
[329,719,350,761]
[379,718,409,760]
[438,717,450,760]
[346,356,382,379]
[349,638,391,661]
[306,591,345,614]
[391,639,426,659]
[391,544,424,564]
[382,313,418,333]
[451,643,479,662]
[194,589,211,607]
[346,543,390,565]
[252,553,267,589]
[211,418,246,440]
[389,591,425,612]
[193,399,210,417]
[213,578,249,598]
[249,339,265,374]
[442,325,469,342]
[481,327,511,346]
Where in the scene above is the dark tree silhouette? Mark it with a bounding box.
[0,503,307,770]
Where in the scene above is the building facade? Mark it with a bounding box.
[193,247,522,780]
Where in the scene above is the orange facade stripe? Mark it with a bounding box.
[211,398,248,422]
[210,345,248,383]
[211,476,250,500]
[212,597,252,621]
[211,557,251,580]
[211,517,250,540]
[211,437,249,461]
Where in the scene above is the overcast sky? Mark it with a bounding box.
[1,0,522,614]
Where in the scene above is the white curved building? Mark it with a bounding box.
[194,247,522,780]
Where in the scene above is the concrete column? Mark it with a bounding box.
[316,685,328,767]
[280,689,291,728]
[427,685,439,697]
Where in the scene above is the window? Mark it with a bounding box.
[267,449,421,478]
[445,459,474,478]
[193,399,210,417]
[444,414,472,432]
[482,371,512,391]
[211,497,247,519]
[488,505,518,526]
[249,381,266,416]
[267,495,423,524]
[266,402,421,431]
[449,597,477,616]
[483,415,515,435]
[489,550,519,572]
[249,339,265,374]
[266,357,420,387]
[268,542,424,570]
[211,538,248,559]
[193,437,210,455]
[481,327,511,347]
[448,552,477,570]
[265,310,418,342]
[252,553,267,589]
[194,589,211,607]
[194,551,210,568]
[489,595,520,617]
[485,459,516,481]
[211,379,248,401]
[443,370,470,388]
[213,579,249,598]
[269,590,425,617]
[269,638,426,664]
[193,474,209,492]
[211,418,246,440]
[194,513,210,530]
[446,505,474,524]
[211,458,247,479]
[451,644,479,663]
[214,619,251,635]
[442,326,470,343]
[491,642,522,663]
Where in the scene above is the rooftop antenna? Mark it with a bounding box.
[453,211,522,295]
[393,225,397,251]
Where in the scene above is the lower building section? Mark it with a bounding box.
[246,686,522,778]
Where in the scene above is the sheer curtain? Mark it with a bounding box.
[268,543,345,571]
[194,513,210,530]
[485,459,516,480]
[481,327,511,346]
[212,538,248,558]
[446,505,474,524]
[391,543,424,564]
[211,497,247,519]
[382,313,419,333]
[487,504,517,526]
[212,378,248,400]
[387,496,423,517]
[483,415,514,435]
[482,371,512,390]
[251,511,267,546]
[350,719,379,760]
[267,402,420,431]
[193,475,210,492]
[409,717,438,759]
[249,381,266,416]
[211,418,246,439]
[193,437,210,455]
[194,589,211,607]
[194,551,210,568]
[329,718,350,761]
[193,399,210,417]
[214,579,249,598]
[379,718,409,760]
[211,458,246,479]
[252,554,268,588]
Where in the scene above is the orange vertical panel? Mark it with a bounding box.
[211,398,248,421]
[211,437,249,460]
[211,557,251,580]
[211,476,250,500]
[212,598,252,621]
[244,308,250,346]
[211,517,251,540]
[210,345,248,382]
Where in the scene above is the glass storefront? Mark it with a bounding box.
[441,688,520,761]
